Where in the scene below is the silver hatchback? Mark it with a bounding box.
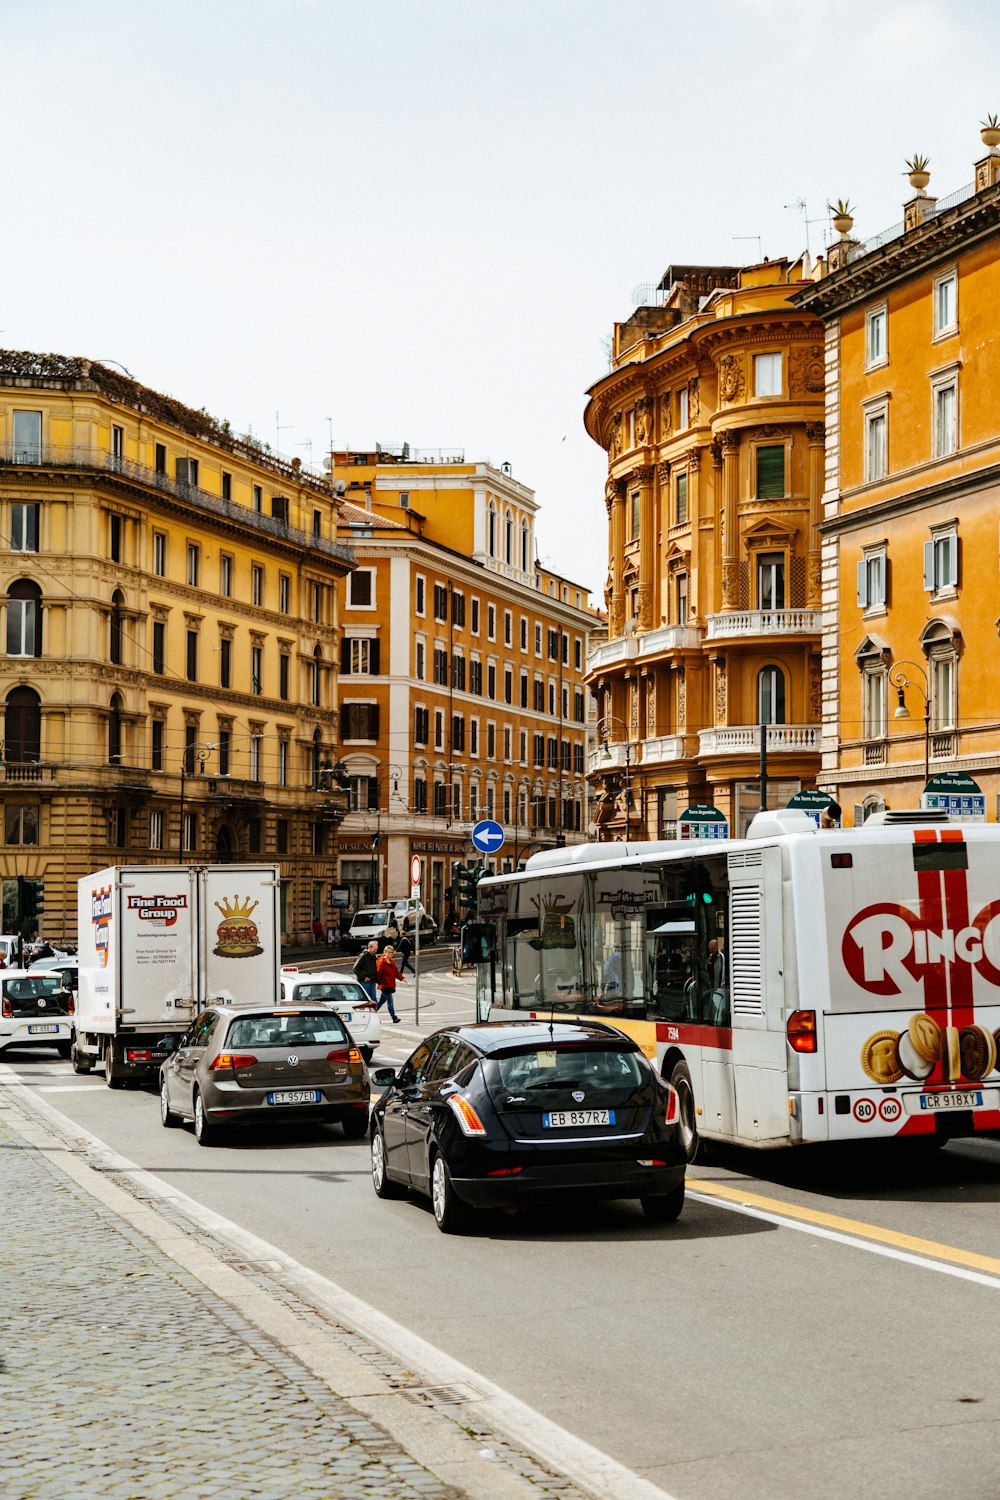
[159,1005,370,1146]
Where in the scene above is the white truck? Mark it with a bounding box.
[74,863,281,1087]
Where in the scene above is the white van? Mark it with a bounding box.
[346,902,437,953]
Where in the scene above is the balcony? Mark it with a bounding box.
[698,724,820,756]
[705,610,820,641]
[588,635,639,673]
[638,624,701,657]
[1,760,54,783]
[640,735,687,765]
[0,444,355,567]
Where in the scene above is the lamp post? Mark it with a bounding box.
[511,776,531,869]
[890,659,930,789]
[597,714,633,843]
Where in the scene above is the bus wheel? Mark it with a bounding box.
[669,1060,699,1163]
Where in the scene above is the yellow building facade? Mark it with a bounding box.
[793,144,1000,822]
[0,353,353,945]
[583,261,826,837]
[329,449,593,925]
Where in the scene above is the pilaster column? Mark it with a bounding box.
[635,465,655,630]
[720,430,740,610]
[806,423,825,608]
[608,479,627,637]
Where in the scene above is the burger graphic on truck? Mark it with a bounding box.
[213,895,263,959]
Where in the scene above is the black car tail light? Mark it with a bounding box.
[664,1084,679,1125]
[448,1094,488,1137]
[487,1166,524,1177]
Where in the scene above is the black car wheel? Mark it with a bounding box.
[341,1110,369,1140]
[160,1077,179,1129]
[56,1040,72,1060]
[641,1182,685,1223]
[104,1044,125,1089]
[371,1125,405,1198]
[193,1090,220,1147]
[430,1151,471,1234]
[669,1060,699,1163]
[360,1046,373,1064]
[71,1041,92,1075]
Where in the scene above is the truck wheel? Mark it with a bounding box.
[105,1044,125,1089]
[669,1060,699,1163]
[193,1090,220,1147]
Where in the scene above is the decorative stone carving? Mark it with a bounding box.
[809,656,822,722]
[611,412,623,457]
[722,559,739,608]
[807,553,821,608]
[610,594,624,636]
[805,422,826,445]
[646,678,656,735]
[638,584,652,630]
[629,681,640,738]
[718,353,746,404]
[687,378,700,422]
[789,346,825,395]
[633,465,655,485]
[715,661,726,722]
[677,669,686,727]
[636,398,653,445]
[710,437,723,467]
[719,429,740,454]
[657,462,670,486]
[604,480,616,514]
[661,393,673,434]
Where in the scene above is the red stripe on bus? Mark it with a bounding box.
[655,1021,733,1050]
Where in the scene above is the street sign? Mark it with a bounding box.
[921,771,986,821]
[677,805,729,841]
[471,819,505,854]
[410,853,422,894]
[787,789,837,828]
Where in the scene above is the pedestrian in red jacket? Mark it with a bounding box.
[375,947,405,1023]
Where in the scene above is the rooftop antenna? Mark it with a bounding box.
[733,234,763,262]
[275,410,293,456]
[783,197,826,258]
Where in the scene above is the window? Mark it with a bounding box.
[574,689,585,723]
[452,714,465,752]
[533,733,544,767]
[311,647,323,706]
[470,718,479,756]
[488,501,497,556]
[469,658,482,695]
[152,532,166,577]
[109,515,124,564]
[11,503,39,553]
[433,647,448,685]
[934,270,957,338]
[183,724,197,775]
[415,640,425,680]
[152,620,165,675]
[757,553,785,611]
[562,632,569,666]
[857,548,887,611]
[676,573,688,625]
[279,652,289,700]
[505,511,513,563]
[520,617,528,651]
[933,374,958,458]
[754,352,782,397]
[218,729,231,777]
[251,645,263,695]
[276,818,289,854]
[413,777,427,815]
[533,679,545,712]
[220,554,232,596]
[677,387,689,429]
[504,610,512,646]
[520,671,528,708]
[534,622,542,656]
[675,471,688,525]
[251,565,263,608]
[433,584,448,621]
[12,411,41,462]
[757,666,786,725]
[108,694,123,765]
[343,637,379,675]
[931,653,957,732]
[863,664,887,741]
[469,782,478,819]
[866,305,887,368]
[487,604,496,641]
[452,591,465,628]
[186,629,198,681]
[415,575,425,615]
[5,686,41,764]
[279,574,290,613]
[755,445,785,498]
[311,582,324,623]
[434,709,444,751]
[519,729,527,763]
[924,528,958,594]
[504,667,513,704]
[503,726,512,760]
[151,719,164,771]
[112,425,124,463]
[521,522,529,572]
[183,812,197,852]
[248,818,262,853]
[253,484,263,513]
[5,804,38,845]
[864,404,888,482]
[278,739,288,787]
[110,591,125,665]
[312,509,321,538]
[249,733,262,781]
[547,628,558,661]
[487,723,496,759]
[221,471,232,501]
[155,443,166,474]
[271,495,289,525]
[452,653,466,690]
[471,597,480,634]
[186,544,199,587]
[348,569,373,608]
[6,581,42,657]
[487,663,496,699]
[340,702,379,740]
[414,706,429,744]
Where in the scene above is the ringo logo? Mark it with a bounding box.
[842,899,1000,995]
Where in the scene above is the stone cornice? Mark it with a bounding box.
[818,456,1000,536]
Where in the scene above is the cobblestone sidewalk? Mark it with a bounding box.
[0,1116,462,1500]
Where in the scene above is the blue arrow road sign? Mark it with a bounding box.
[471,819,505,854]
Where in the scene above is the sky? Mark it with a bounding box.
[5,0,999,597]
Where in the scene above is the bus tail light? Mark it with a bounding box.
[448,1094,488,1137]
[787,1010,818,1053]
[664,1084,680,1124]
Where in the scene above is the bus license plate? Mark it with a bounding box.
[267,1090,321,1106]
[919,1090,983,1112]
[543,1109,615,1128]
[28,1024,59,1035]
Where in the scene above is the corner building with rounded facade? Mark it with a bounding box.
[583,260,826,836]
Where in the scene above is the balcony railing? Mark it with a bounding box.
[640,735,687,765]
[0,444,354,566]
[638,624,701,656]
[705,610,820,640]
[698,724,820,756]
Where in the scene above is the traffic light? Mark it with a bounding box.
[456,862,485,914]
[17,876,44,932]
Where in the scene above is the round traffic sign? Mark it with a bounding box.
[410,854,422,887]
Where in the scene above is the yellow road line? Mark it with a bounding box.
[688,1174,1000,1279]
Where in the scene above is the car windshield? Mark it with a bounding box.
[4,976,63,1000]
[494,1046,644,1093]
[294,983,366,1006]
[225,1012,349,1048]
[355,910,389,925]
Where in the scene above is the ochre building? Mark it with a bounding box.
[793,137,1000,824]
[583,260,826,837]
[329,448,593,925]
[0,353,353,945]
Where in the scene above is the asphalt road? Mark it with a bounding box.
[5,974,1000,1500]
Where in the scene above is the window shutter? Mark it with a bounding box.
[856,560,868,608]
[884,556,891,609]
[340,637,352,672]
[370,639,380,674]
[369,705,380,739]
[949,536,959,589]
[339,703,350,739]
[923,540,935,590]
[756,445,785,498]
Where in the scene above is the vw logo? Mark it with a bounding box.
[38,998,47,1009]
[572,1090,585,1103]
[287,1055,299,1066]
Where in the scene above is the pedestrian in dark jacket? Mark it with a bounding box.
[396,932,413,973]
[353,941,379,1004]
[375,947,405,1023]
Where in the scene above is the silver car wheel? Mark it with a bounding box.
[159,1078,177,1129]
[371,1130,386,1190]
[431,1156,447,1224]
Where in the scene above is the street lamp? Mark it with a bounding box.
[890,659,930,788]
[597,714,634,842]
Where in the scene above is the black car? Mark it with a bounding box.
[369,1020,686,1233]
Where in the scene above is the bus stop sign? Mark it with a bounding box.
[678,805,729,841]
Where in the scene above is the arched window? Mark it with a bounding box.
[488,501,497,557]
[110,590,125,666]
[108,693,124,765]
[757,666,786,726]
[5,686,41,763]
[312,645,323,707]
[521,521,529,572]
[7,580,42,658]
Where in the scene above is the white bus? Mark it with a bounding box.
[469,808,1000,1158]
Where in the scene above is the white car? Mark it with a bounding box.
[279,970,381,1061]
[0,968,74,1057]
